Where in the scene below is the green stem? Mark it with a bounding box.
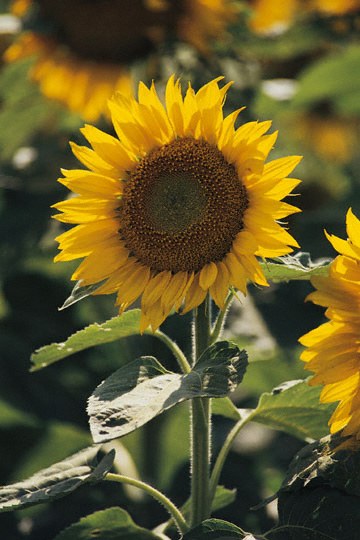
[106,472,189,535]
[210,292,234,345]
[154,329,191,374]
[209,411,253,506]
[191,297,212,526]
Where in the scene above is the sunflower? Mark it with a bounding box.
[300,209,360,440]
[248,0,299,35]
[5,0,236,121]
[53,76,301,331]
[247,0,360,34]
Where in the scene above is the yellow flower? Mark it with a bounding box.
[313,0,360,15]
[248,0,299,35]
[300,209,360,440]
[295,112,357,163]
[53,76,301,331]
[5,0,236,121]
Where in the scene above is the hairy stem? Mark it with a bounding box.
[155,329,191,374]
[191,297,212,526]
[106,472,189,534]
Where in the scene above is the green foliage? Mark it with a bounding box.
[292,45,360,114]
[31,309,145,370]
[183,518,244,539]
[260,253,331,283]
[88,342,248,443]
[53,507,165,540]
[248,379,334,441]
[0,60,55,160]
[0,397,38,428]
[0,447,115,513]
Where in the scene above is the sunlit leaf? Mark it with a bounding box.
[248,379,334,441]
[88,342,248,443]
[0,447,114,513]
[260,253,331,283]
[31,309,145,371]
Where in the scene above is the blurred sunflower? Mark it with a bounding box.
[294,106,358,163]
[300,209,360,440]
[248,0,360,34]
[53,76,301,331]
[4,0,236,121]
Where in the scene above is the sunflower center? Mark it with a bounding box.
[119,137,248,274]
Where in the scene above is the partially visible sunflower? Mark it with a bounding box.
[4,0,236,121]
[300,209,360,440]
[248,0,299,35]
[247,0,360,34]
[53,76,301,332]
[294,109,358,163]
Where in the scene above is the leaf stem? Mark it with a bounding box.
[155,330,192,374]
[209,411,253,506]
[105,472,189,534]
[210,292,234,344]
[191,297,212,526]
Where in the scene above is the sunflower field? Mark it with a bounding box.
[0,1,360,539]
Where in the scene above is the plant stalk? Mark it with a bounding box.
[190,297,212,526]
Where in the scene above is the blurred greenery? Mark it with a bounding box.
[0,1,360,538]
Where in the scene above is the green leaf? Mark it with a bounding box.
[31,309,145,371]
[88,341,248,443]
[248,379,335,441]
[260,253,331,283]
[53,507,165,540]
[183,519,244,539]
[212,397,241,421]
[291,45,360,115]
[0,398,38,429]
[0,447,114,513]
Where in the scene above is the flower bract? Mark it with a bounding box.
[53,76,301,331]
[300,208,360,440]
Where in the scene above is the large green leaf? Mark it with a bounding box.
[213,380,334,441]
[183,519,244,539]
[31,309,145,371]
[267,436,360,539]
[88,341,248,443]
[260,253,330,284]
[248,379,334,441]
[53,507,166,540]
[0,447,114,513]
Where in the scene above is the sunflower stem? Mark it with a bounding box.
[105,473,189,535]
[190,297,212,526]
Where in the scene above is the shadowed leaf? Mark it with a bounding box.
[88,342,248,443]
